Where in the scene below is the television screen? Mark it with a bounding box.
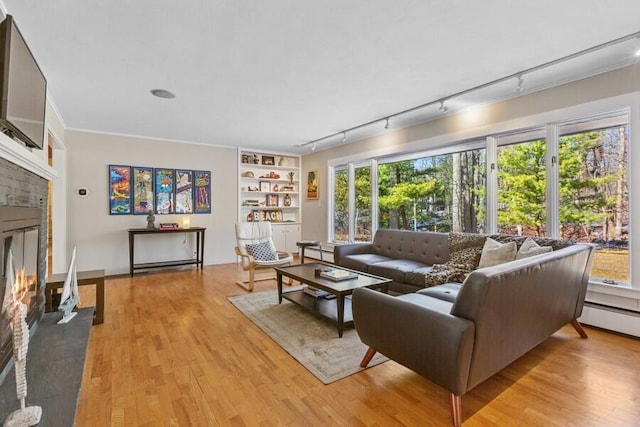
[0,15,46,150]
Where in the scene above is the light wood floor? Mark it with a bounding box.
[75,262,640,426]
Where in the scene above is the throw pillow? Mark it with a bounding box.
[516,237,553,259]
[478,237,517,268]
[245,241,277,261]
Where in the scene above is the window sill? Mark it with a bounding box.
[587,280,640,299]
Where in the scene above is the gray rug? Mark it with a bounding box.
[228,288,388,384]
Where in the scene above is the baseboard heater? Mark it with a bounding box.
[579,302,640,338]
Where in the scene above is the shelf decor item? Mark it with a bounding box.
[109,165,131,214]
[259,181,271,192]
[266,194,279,207]
[306,169,319,200]
[261,155,275,166]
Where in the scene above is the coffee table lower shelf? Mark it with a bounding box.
[281,289,353,325]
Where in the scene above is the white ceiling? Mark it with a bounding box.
[2,1,640,154]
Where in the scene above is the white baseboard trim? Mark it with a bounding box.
[579,303,640,337]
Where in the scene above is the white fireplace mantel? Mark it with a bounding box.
[0,134,57,181]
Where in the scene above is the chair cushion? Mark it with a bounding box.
[516,237,553,259]
[478,237,517,268]
[418,282,462,303]
[245,241,277,261]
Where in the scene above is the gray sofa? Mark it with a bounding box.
[352,243,595,427]
[334,229,571,294]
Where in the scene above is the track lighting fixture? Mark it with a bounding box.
[294,29,640,152]
[516,74,524,92]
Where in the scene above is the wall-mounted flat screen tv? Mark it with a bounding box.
[0,15,46,150]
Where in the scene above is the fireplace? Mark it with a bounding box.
[0,207,43,375]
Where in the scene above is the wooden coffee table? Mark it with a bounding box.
[274,263,391,337]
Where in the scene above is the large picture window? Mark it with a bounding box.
[327,111,631,288]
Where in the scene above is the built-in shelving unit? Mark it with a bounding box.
[238,149,301,253]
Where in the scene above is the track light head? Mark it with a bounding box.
[635,48,640,57]
[311,142,316,151]
[385,118,390,129]
[342,132,347,143]
[439,101,448,113]
[516,74,524,92]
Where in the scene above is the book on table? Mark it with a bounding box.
[159,223,180,229]
[319,269,358,281]
[303,286,330,298]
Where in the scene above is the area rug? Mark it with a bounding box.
[228,288,388,384]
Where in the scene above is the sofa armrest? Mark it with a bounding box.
[333,243,374,265]
[352,287,475,396]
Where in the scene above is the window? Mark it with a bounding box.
[327,110,632,288]
[330,162,374,243]
[354,164,372,242]
[332,166,349,243]
[378,145,485,233]
[497,135,547,237]
[558,116,629,283]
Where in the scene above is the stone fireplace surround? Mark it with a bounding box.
[0,156,48,379]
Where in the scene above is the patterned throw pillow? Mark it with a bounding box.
[516,237,553,259]
[245,241,277,261]
[424,233,487,287]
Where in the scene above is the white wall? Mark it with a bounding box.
[65,130,238,275]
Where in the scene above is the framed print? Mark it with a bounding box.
[155,168,175,214]
[132,166,154,214]
[259,181,271,192]
[261,155,275,166]
[194,170,211,214]
[175,169,194,214]
[306,169,319,200]
[266,194,279,207]
[109,165,131,214]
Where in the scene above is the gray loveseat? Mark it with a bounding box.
[334,229,450,294]
[352,243,595,426]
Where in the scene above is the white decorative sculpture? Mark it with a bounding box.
[2,250,42,427]
[57,246,80,324]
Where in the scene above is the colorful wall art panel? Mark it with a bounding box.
[109,165,131,214]
[175,169,194,214]
[155,168,175,214]
[132,166,154,214]
[194,170,211,214]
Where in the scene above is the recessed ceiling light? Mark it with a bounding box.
[150,89,176,99]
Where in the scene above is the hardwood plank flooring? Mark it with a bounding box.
[75,263,640,426]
